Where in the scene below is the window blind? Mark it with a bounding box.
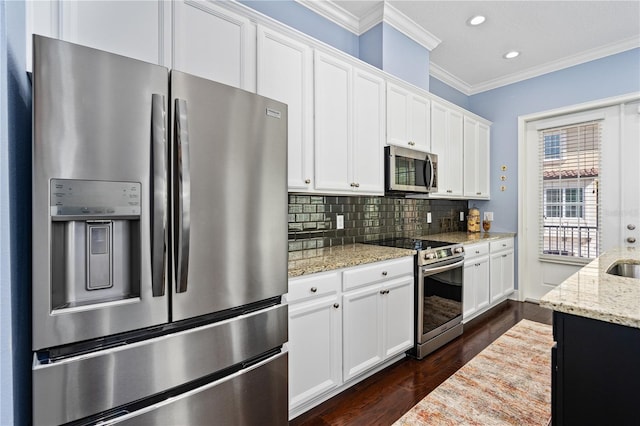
[539,120,601,259]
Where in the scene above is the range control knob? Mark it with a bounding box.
[424,252,436,260]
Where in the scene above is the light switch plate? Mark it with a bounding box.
[427,212,432,223]
[336,214,344,230]
[484,211,494,221]
[460,211,465,221]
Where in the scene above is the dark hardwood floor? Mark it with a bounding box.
[289,300,553,426]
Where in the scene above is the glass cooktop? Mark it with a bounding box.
[365,238,452,251]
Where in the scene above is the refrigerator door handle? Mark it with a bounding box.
[175,99,191,293]
[151,94,167,297]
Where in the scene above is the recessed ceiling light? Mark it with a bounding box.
[503,51,520,59]
[467,15,486,26]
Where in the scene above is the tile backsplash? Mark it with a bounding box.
[288,195,467,252]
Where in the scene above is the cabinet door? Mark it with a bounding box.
[490,250,514,302]
[352,68,385,194]
[173,0,255,90]
[501,251,515,296]
[27,0,170,70]
[257,27,313,191]
[409,94,431,152]
[431,101,463,197]
[289,295,342,409]
[314,51,352,192]
[475,257,490,311]
[386,84,411,148]
[342,285,383,381]
[464,117,491,199]
[463,262,477,319]
[382,276,414,358]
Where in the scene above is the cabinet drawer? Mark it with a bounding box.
[343,257,414,291]
[490,238,514,252]
[464,242,489,259]
[288,271,340,303]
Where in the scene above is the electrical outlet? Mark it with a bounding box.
[336,214,344,230]
[484,211,494,221]
[459,211,465,221]
[427,212,432,224]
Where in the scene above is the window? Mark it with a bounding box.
[544,133,562,160]
[539,121,601,259]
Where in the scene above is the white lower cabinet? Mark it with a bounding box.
[463,238,515,322]
[462,242,490,321]
[342,274,414,381]
[288,256,414,418]
[287,271,342,412]
[490,239,515,303]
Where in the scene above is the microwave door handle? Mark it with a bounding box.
[175,99,191,293]
[424,155,432,189]
[151,94,167,297]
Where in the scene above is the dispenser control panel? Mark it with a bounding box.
[50,179,141,219]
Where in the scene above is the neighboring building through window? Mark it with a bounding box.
[540,121,600,259]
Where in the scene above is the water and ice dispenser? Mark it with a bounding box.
[50,179,142,311]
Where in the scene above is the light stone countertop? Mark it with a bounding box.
[288,244,415,278]
[540,247,640,329]
[420,231,516,244]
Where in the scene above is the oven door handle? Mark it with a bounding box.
[421,258,465,276]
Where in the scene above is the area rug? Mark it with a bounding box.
[393,319,553,426]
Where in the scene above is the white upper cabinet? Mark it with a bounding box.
[26,0,171,71]
[386,83,431,152]
[173,0,255,91]
[314,51,384,195]
[431,100,464,197]
[464,116,491,199]
[352,68,385,194]
[257,26,314,191]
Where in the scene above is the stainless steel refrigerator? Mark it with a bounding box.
[31,35,288,425]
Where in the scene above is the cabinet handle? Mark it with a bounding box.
[476,192,482,195]
[408,141,415,146]
[333,303,340,309]
[355,183,360,188]
[475,263,480,267]
[475,250,480,254]
[502,254,507,258]
[447,189,453,193]
[380,289,389,295]
[305,179,311,184]
[310,287,317,293]
[502,243,507,247]
[380,290,385,294]
[350,182,356,187]
[382,271,388,276]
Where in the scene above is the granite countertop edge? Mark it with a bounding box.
[288,244,415,278]
[539,247,640,329]
[287,231,516,278]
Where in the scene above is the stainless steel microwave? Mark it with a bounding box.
[385,145,438,194]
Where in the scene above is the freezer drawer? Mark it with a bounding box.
[32,304,287,425]
[111,351,288,425]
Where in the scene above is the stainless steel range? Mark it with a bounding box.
[367,238,464,359]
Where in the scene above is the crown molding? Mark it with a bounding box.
[295,0,440,51]
[433,36,640,96]
[429,62,473,96]
[294,0,361,34]
[470,36,640,95]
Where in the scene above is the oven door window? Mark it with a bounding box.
[422,267,463,335]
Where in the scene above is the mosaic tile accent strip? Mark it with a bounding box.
[288,195,467,252]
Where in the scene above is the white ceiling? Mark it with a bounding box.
[300,1,640,95]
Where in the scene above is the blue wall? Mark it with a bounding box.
[381,23,429,90]
[430,76,470,110]
[468,48,640,232]
[1,0,32,424]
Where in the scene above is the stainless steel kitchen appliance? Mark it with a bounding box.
[32,35,288,425]
[384,146,438,194]
[367,238,464,359]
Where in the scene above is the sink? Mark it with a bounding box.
[606,261,640,279]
